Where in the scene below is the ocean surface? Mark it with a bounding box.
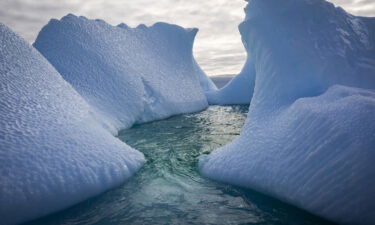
[26,106,334,225]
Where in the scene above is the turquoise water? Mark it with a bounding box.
[27,106,333,225]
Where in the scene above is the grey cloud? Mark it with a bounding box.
[330,0,375,16]
[0,0,373,75]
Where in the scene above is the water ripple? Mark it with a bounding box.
[26,106,334,225]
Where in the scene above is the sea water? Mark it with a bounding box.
[26,106,333,225]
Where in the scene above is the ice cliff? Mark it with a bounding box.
[200,0,375,224]
[34,15,216,133]
[0,24,145,225]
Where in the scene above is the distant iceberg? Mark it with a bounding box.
[200,0,375,224]
[34,14,216,133]
[0,23,145,225]
[206,58,254,104]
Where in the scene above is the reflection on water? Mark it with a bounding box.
[26,106,333,225]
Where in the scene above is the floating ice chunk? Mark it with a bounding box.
[0,23,145,225]
[200,0,375,224]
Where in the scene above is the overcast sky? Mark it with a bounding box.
[0,0,374,76]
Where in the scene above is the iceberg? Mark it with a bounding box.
[206,59,254,104]
[200,0,375,224]
[0,23,145,224]
[1,13,216,224]
[34,14,216,133]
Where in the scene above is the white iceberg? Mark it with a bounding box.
[0,23,145,225]
[1,13,218,224]
[34,14,216,133]
[200,0,375,224]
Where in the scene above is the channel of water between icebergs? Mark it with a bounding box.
[26,106,334,225]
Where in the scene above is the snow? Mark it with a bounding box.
[199,0,375,224]
[0,23,145,225]
[34,14,216,132]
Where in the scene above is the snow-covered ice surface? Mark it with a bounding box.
[34,14,216,133]
[0,24,145,225]
[200,0,375,224]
